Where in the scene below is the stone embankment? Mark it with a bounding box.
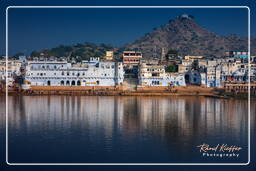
[1,85,227,98]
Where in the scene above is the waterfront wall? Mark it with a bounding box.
[1,83,255,98]
[224,82,256,95]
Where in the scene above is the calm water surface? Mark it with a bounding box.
[0,96,252,163]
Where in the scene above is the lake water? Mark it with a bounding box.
[0,96,253,163]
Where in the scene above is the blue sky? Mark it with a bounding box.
[0,0,255,56]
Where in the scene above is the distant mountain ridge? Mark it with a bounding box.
[124,14,255,58]
[27,42,116,61]
[24,14,255,59]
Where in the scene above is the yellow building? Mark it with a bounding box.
[0,59,21,85]
[103,51,114,60]
[184,56,204,61]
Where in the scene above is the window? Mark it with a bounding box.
[152,73,159,77]
[152,81,160,85]
[77,80,81,86]
[71,80,76,86]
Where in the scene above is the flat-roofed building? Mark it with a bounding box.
[103,51,114,61]
[184,55,204,61]
[24,57,124,87]
[178,59,193,73]
[0,59,21,86]
[138,62,186,86]
[122,51,142,67]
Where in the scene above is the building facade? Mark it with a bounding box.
[122,51,142,67]
[0,59,21,86]
[25,57,124,86]
[138,62,186,86]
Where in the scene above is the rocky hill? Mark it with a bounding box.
[124,14,255,58]
[25,14,255,59]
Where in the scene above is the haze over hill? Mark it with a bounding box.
[20,14,255,59]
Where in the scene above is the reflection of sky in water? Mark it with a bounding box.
[0,96,252,163]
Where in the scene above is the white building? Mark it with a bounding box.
[25,57,124,86]
[138,63,186,86]
[0,59,21,86]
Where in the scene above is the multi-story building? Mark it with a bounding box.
[102,51,114,61]
[225,51,249,59]
[205,65,221,87]
[178,59,193,73]
[0,59,21,86]
[122,51,142,67]
[179,58,222,87]
[25,57,124,86]
[138,62,186,86]
[219,58,252,83]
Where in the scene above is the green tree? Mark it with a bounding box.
[166,49,178,59]
[166,65,177,72]
[31,51,40,57]
[13,52,25,59]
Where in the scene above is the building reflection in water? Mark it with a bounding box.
[1,95,252,162]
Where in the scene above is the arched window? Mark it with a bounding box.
[71,80,76,86]
[47,80,51,86]
[61,80,64,85]
[66,80,70,86]
[77,80,81,86]
[96,80,100,85]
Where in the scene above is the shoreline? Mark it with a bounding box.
[0,85,250,99]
